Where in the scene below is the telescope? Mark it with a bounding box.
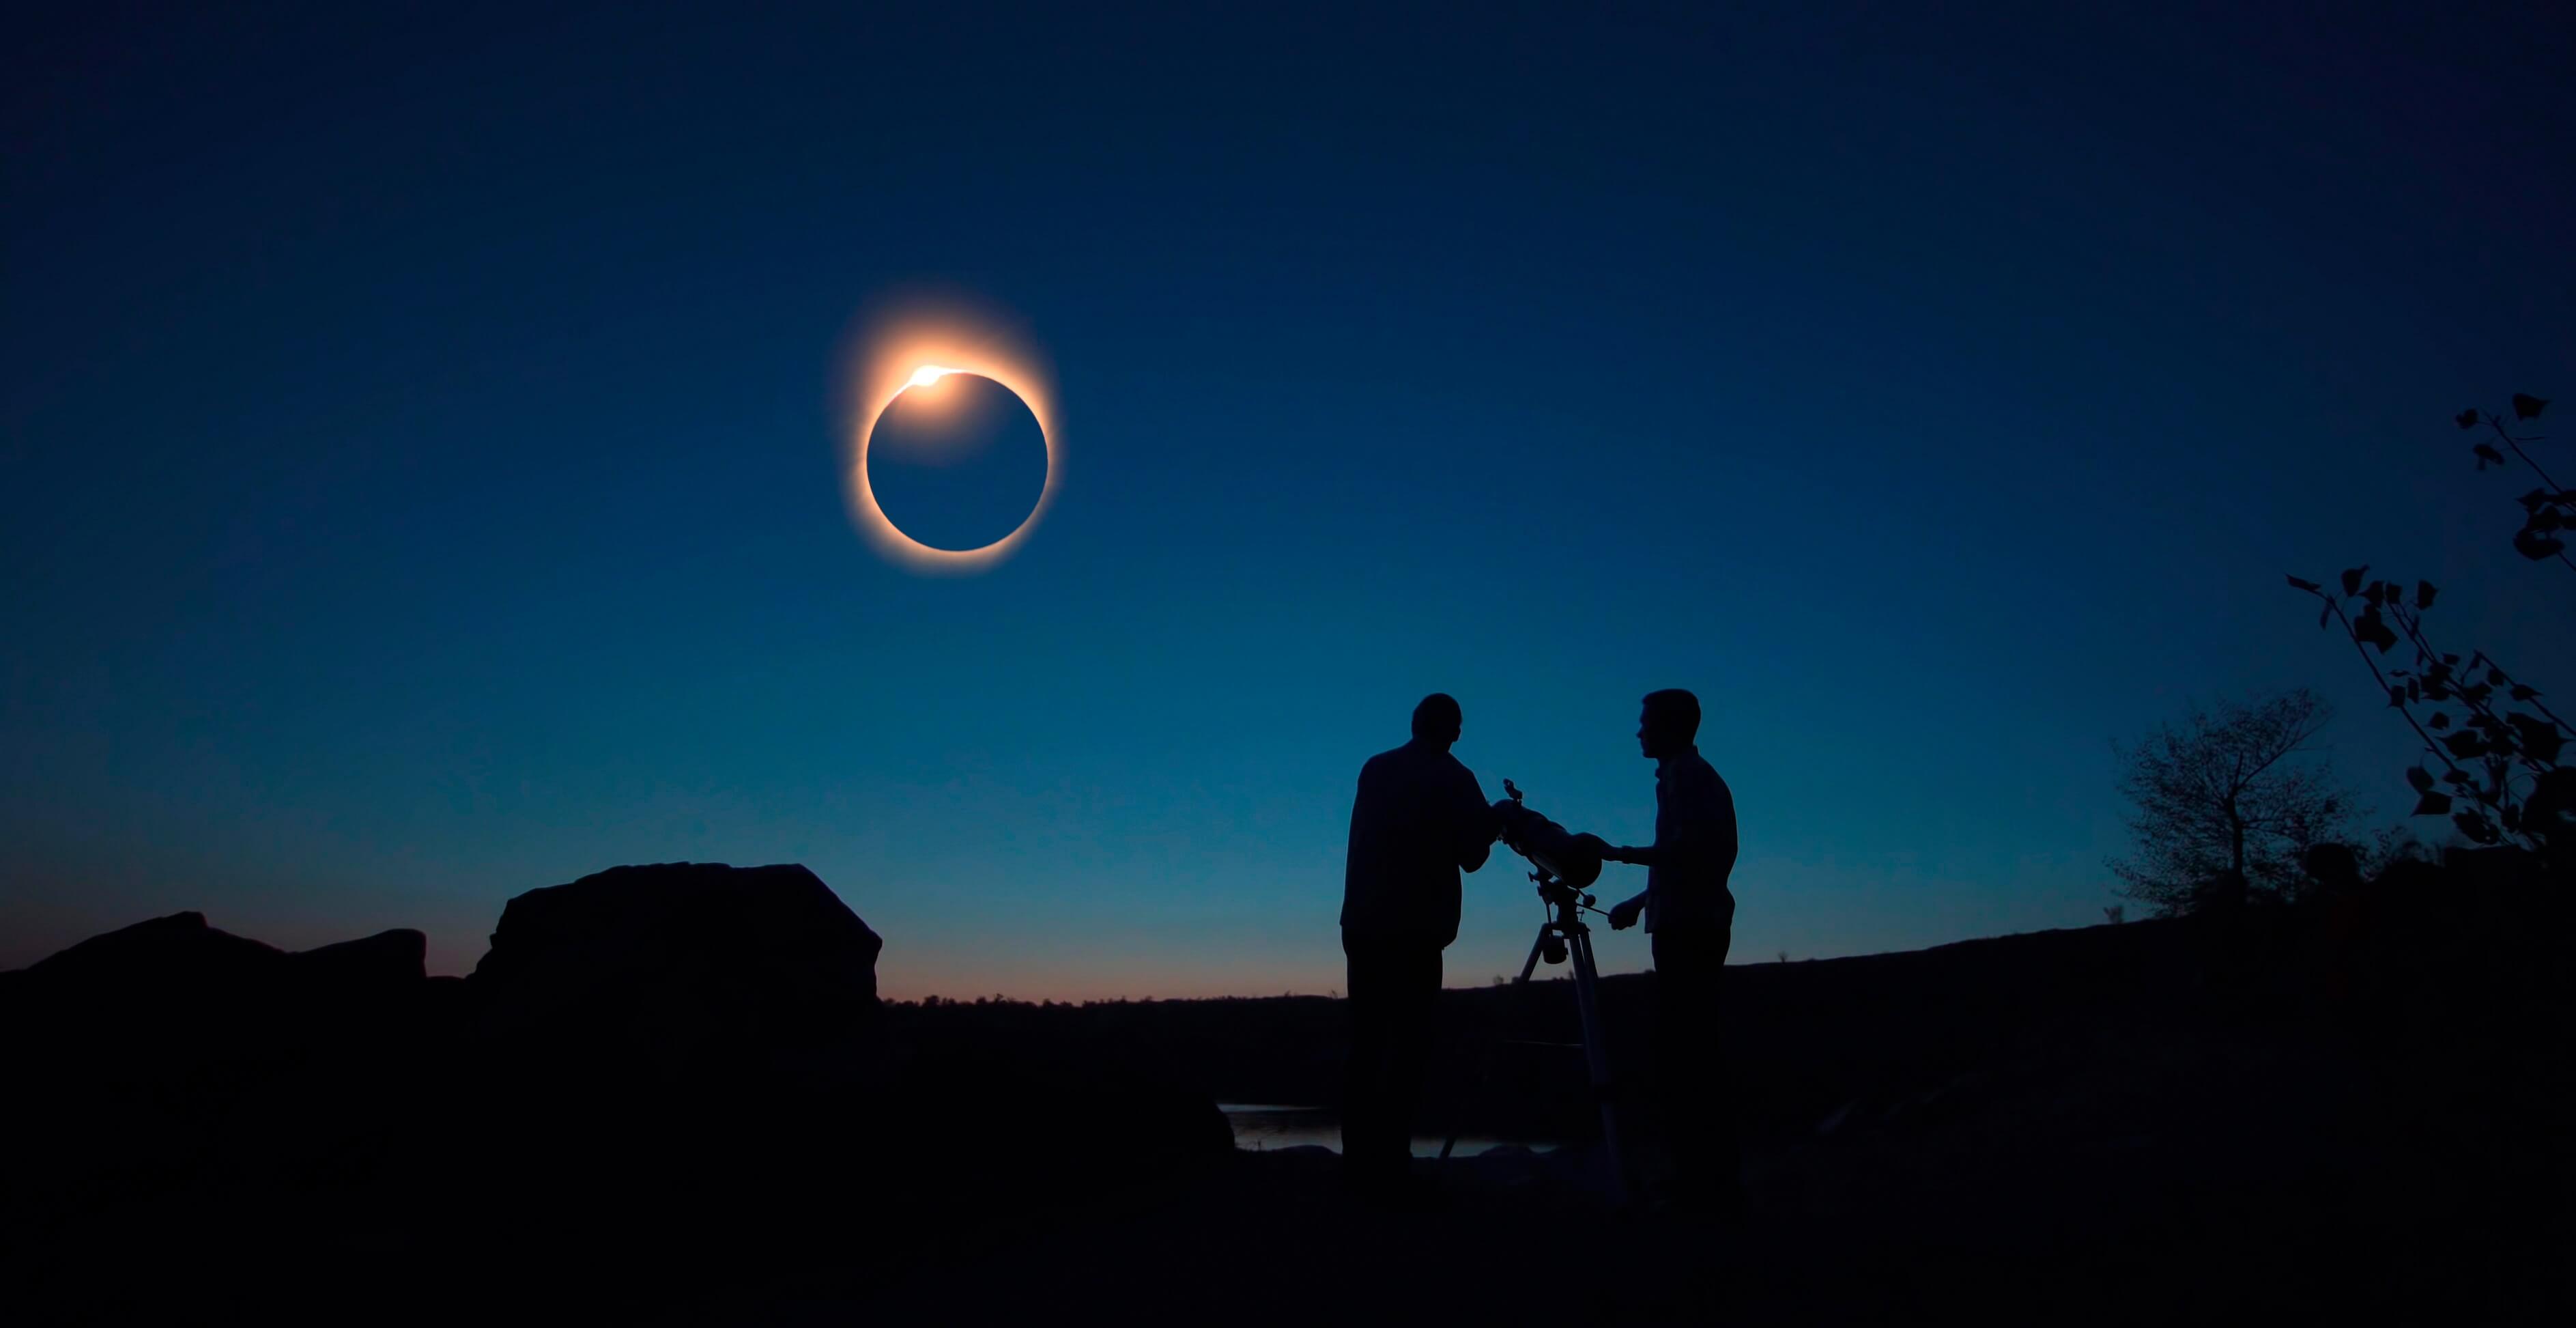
[1493,778,1609,892]
[1478,778,1629,1203]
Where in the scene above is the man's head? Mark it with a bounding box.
[1637,688,1700,759]
[1412,693,1463,749]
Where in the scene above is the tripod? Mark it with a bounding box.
[1515,868,1631,1206]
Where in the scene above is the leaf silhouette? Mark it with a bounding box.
[2510,714,2564,764]
[2443,731,2485,759]
[2429,712,2452,730]
[2474,443,2506,470]
[2452,810,2500,845]
[2412,791,2452,816]
[2455,408,2480,430]
[2512,393,2549,421]
[2406,766,2435,793]
[2286,574,2322,593]
[2442,769,2474,786]
[2513,528,2567,561]
[2416,581,2439,609]
[2352,608,2399,653]
[2339,566,2369,597]
[2389,685,2407,709]
[2520,489,2551,513]
[2510,684,2538,701]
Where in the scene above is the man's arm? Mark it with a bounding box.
[1609,817,1699,867]
[1605,765,1733,926]
[1452,764,1498,872]
[1603,834,1680,929]
[1610,767,1728,868]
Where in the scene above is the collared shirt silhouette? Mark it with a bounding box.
[1338,692,1497,1197]
[1601,688,1742,1212]
[1631,744,1738,933]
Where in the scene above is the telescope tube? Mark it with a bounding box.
[1493,795,1607,889]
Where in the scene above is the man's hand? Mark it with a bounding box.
[1607,896,1644,931]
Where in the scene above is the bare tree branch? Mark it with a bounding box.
[2110,688,2356,916]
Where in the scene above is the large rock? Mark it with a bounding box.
[468,862,882,1064]
[2,912,427,1079]
[20,909,287,987]
[0,913,434,1261]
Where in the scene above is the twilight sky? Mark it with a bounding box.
[5,1,2572,998]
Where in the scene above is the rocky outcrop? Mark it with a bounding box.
[3,912,427,1079]
[2,862,1233,1322]
[470,862,883,1064]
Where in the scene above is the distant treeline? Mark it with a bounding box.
[881,850,2568,1146]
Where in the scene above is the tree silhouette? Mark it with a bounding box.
[2112,688,2355,915]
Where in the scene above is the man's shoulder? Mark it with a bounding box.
[1359,744,1417,785]
[1361,746,1397,769]
[1676,750,1731,799]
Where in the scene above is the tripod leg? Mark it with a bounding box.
[1515,927,1548,985]
[1567,928,1631,1207]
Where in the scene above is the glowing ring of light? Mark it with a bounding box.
[846,361,1057,573]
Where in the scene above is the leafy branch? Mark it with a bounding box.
[2453,393,2569,569]
[2285,566,2566,849]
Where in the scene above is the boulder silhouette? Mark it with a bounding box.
[0,871,1246,1321]
[3,912,427,1079]
[0,912,434,1267]
[469,861,883,1066]
[288,926,429,991]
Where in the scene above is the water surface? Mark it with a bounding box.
[1219,1104,1559,1157]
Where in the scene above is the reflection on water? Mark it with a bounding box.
[1219,1104,1559,1158]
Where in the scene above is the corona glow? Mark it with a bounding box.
[840,307,1056,574]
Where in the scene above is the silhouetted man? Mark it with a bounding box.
[1601,688,1740,1210]
[1340,693,1498,1195]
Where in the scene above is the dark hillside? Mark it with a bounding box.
[5,858,2566,1323]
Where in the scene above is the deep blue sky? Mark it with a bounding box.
[6,1,2571,995]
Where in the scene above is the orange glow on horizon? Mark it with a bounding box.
[840,303,1057,574]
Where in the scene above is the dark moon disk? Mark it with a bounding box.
[863,373,1050,554]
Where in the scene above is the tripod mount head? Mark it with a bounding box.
[1496,779,1614,967]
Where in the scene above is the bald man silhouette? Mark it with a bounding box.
[1339,693,1499,1196]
